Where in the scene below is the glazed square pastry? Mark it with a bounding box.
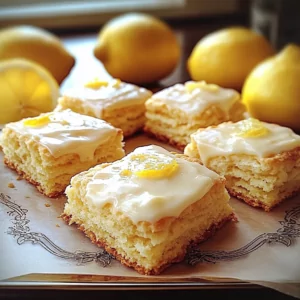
[1,109,125,197]
[184,118,300,211]
[56,78,152,138]
[62,145,235,275]
[144,81,246,150]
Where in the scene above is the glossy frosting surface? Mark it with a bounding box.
[187,120,300,163]
[151,81,240,116]
[7,109,118,161]
[86,145,221,223]
[61,79,152,118]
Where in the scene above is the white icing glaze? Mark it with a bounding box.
[150,81,240,116]
[61,79,152,118]
[86,145,221,224]
[187,121,300,163]
[6,109,119,162]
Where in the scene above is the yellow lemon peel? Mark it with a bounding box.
[236,118,270,138]
[121,153,179,179]
[112,78,121,88]
[84,78,109,89]
[120,169,132,176]
[60,119,70,126]
[23,113,52,127]
[185,81,220,93]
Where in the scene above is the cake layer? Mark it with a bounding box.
[144,81,245,149]
[184,119,300,211]
[1,110,125,197]
[149,81,242,116]
[56,79,152,137]
[63,145,235,274]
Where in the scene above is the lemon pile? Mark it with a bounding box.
[187,26,300,132]
[0,25,74,124]
[0,17,298,133]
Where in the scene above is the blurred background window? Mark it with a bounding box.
[251,0,300,49]
[0,0,243,30]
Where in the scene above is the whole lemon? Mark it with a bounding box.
[93,13,180,85]
[0,25,75,84]
[242,44,300,132]
[187,26,274,90]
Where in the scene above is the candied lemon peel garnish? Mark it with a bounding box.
[236,118,270,138]
[23,113,52,127]
[121,153,179,179]
[84,78,121,89]
[185,81,220,93]
[84,78,109,89]
[120,169,132,176]
[60,119,70,126]
[112,78,121,88]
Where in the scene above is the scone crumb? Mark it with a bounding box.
[45,203,51,208]
[25,196,30,199]
[8,182,15,188]
[16,176,23,181]
[56,224,60,228]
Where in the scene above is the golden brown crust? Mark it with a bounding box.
[122,127,144,139]
[229,187,300,212]
[62,212,236,275]
[4,157,63,198]
[143,126,186,151]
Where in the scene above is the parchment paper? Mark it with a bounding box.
[1,134,299,297]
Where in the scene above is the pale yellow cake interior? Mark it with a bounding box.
[56,79,152,138]
[57,99,146,138]
[185,141,300,210]
[184,120,300,211]
[2,128,124,197]
[1,111,125,197]
[144,81,245,149]
[145,101,245,149]
[63,149,234,275]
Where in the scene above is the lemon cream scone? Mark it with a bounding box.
[184,118,300,211]
[56,78,152,138]
[1,109,125,198]
[62,145,235,275]
[144,81,245,150]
